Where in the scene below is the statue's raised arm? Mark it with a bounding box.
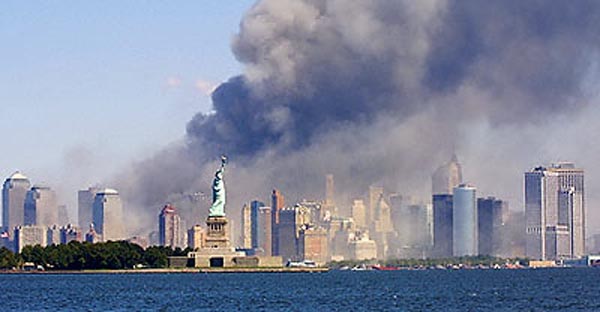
[209,155,227,217]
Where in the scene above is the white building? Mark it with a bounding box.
[453,184,477,256]
[2,172,31,232]
[93,189,125,242]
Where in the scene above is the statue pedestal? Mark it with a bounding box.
[205,216,230,248]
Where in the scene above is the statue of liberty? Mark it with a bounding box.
[209,155,227,217]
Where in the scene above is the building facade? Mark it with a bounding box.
[432,154,463,196]
[159,204,181,248]
[351,199,367,229]
[14,225,47,252]
[453,184,477,257]
[92,189,124,242]
[24,186,57,226]
[271,189,285,256]
[432,194,453,257]
[2,172,31,232]
[477,197,508,257]
[525,163,585,260]
[241,203,252,249]
[78,187,100,230]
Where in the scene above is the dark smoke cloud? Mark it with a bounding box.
[119,0,600,236]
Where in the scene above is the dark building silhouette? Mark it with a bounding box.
[478,197,508,257]
[432,194,453,257]
[271,189,285,255]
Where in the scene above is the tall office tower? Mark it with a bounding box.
[373,195,394,233]
[257,207,272,256]
[433,194,453,257]
[325,174,335,207]
[158,204,180,248]
[92,189,124,242]
[187,225,205,250]
[388,194,403,231]
[525,163,585,260]
[241,203,252,249]
[14,225,47,252]
[323,174,337,217]
[24,186,57,226]
[368,186,384,227]
[277,207,299,262]
[453,184,477,256]
[250,200,265,249]
[78,187,100,229]
[271,189,285,256]
[351,199,367,228]
[477,197,508,257]
[432,154,463,195]
[2,171,31,232]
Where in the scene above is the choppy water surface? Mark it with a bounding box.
[0,268,598,311]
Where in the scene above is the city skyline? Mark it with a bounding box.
[3,1,600,255]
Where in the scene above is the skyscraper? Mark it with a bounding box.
[92,189,124,242]
[432,154,463,195]
[477,197,508,257]
[271,189,285,256]
[432,194,453,257]
[325,174,335,207]
[78,187,100,229]
[323,174,337,217]
[257,206,272,256]
[241,203,252,249]
[2,171,31,232]
[453,184,477,257]
[525,163,585,260]
[277,207,299,261]
[250,200,265,249]
[351,199,367,229]
[159,204,181,248]
[24,185,58,226]
[368,186,384,227]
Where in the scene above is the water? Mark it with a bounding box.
[0,268,598,311]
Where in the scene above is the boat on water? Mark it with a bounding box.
[286,260,317,268]
[371,265,399,271]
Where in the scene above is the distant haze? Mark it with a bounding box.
[116,0,600,236]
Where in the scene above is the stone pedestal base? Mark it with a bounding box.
[205,216,229,248]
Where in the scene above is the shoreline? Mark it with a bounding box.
[0,267,330,274]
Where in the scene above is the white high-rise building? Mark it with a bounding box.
[2,172,31,232]
[432,154,463,195]
[24,186,58,226]
[525,163,585,260]
[92,189,125,242]
[453,184,477,256]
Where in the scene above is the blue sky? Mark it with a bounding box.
[0,1,255,198]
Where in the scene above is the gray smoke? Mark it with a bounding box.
[119,0,600,237]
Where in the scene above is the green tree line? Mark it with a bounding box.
[0,241,191,270]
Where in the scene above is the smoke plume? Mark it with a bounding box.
[118,0,600,237]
